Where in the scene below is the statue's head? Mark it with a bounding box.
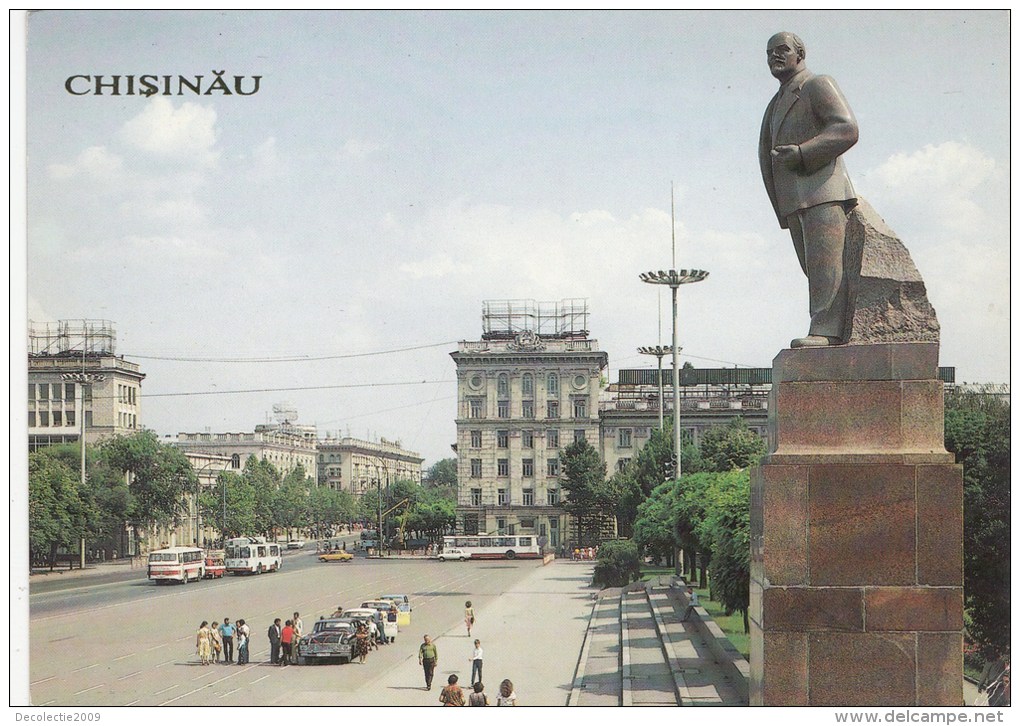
[767,32,806,81]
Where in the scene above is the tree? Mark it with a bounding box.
[29,448,95,568]
[698,418,766,473]
[699,470,752,632]
[99,430,196,533]
[592,539,642,588]
[944,388,1010,660]
[273,465,311,538]
[632,480,679,565]
[425,458,458,488]
[560,439,614,547]
[243,456,281,536]
[200,471,257,539]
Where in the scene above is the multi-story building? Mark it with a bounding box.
[174,425,318,483]
[316,436,423,495]
[28,320,145,451]
[451,300,607,549]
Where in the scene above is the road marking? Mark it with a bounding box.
[160,664,259,706]
[113,653,135,661]
[153,658,176,668]
[123,700,139,706]
[146,643,169,651]
[70,663,99,673]
[153,684,178,695]
[73,683,105,696]
[117,671,141,681]
[217,688,239,698]
[30,676,55,685]
[250,674,270,685]
[191,669,218,681]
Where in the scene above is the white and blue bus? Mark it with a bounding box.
[440,535,541,561]
[225,536,282,575]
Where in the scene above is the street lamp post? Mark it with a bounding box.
[639,269,708,479]
[62,367,105,569]
[637,345,670,430]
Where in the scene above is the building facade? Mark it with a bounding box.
[174,426,318,484]
[316,436,424,495]
[452,300,607,550]
[28,320,145,451]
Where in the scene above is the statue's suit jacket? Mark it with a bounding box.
[759,70,858,229]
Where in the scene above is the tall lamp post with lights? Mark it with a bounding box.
[638,269,708,479]
[61,367,106,569]
[637,345,671,430]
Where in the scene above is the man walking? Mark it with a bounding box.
[267,618,282,665]
[418,634,438,691]
[219,617,236,664]
[469,639,483,685]
[236,619,250,664]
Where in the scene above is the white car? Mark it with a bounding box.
[286,540,305,550]
[436,548,469,562]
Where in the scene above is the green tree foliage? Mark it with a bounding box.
[592,539,642,588]
[425,458,458,488]
[244,456,281,535]
[560,439,614,547]
[29,448,96,565]
[699,470,751,631]
[944,389,1010,658]
[697,418,766,473]
[273,465,312,536]
[200,471,257,539]
[99,430,196,530]
[632,480,679,564]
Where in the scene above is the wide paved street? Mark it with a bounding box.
[29,551,596,707]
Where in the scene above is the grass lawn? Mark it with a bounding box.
[639,565,675,582]
[691,584,750,660]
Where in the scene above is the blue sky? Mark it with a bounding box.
[22,10,1010,466]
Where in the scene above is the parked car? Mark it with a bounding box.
[295,618,355,664]
[436,548,469,562]
[378,594,412,626]
[286,540,305,550]
[203,554,226,579]
[319,551,354,562]
[360,600,400,642]
[343,607,392,643]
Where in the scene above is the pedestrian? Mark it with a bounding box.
[354,622,370,664]
[418,634,438,690]
[572,547,579,561]
[464,601,475,637]
[280,620,295,666]
[587,546,594,560]
[196,621,212,666]
[267,618,282,664]
[468,639,483,685]
[292,612,304,663]
[236,619,250,665]
[468,681,489,706]
[210,621,223,663]
[438,674,465,706]
[368,618,380,650]
[331,605,344,618]
[680,587,700,622]
[219,617,236,664]
[496,679,517,706]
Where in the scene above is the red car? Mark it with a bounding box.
[203,555,226,579]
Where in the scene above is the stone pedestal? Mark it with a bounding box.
[749,343,963,706]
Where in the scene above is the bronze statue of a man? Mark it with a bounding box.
[759,32,859,348]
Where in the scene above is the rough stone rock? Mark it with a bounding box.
[842,197,940,345]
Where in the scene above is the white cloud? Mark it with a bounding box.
[47,145,123,180]
[339,138,382,160]
[399,253,470,279]
[119,98,220,166]
[872,142,995,193]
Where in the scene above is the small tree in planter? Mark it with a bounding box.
[592,539,641,588]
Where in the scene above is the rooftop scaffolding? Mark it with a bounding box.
[481,298,589,340]
[28,319,117,356]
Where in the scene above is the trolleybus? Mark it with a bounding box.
[439,535,541,560]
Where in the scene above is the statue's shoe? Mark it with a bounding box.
[790,335,841,348]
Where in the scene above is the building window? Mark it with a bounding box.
[53,410,62,427]
[65,410,75,427]
[547,429,559,448]
[85,411,93,427]
[547,372,559,395]
[547,458,560,477]
[497,430,509,448]
[523,489,534,506]
[522,459,534,477]
[231,454,241,468]
[39,385,48,400]
[522,430,534,448]
[522,518,536,530]
[547,400,559,419]
[574,429,586,443]
[573,398,587,419]
[65,382,77,399]
[522,373,533,396]
[497,459,509,476]
[619,428,633,448]
[28,384,36,401]
[39,410,49,427]
[470,430,482,448]
[498,400,510,418]
[469,398,484,418]
[522,400,534,419]
[464,514,479,535]
[498,489,509,506]
[28,411,36,427]
[617,458,632,472]
[471,488,482,506]
[471,459,482,478]
[548,488,560,505]
[497,373,509,397]
[52,383,63,400]
[507,523,516,535]
[496,517,506,533]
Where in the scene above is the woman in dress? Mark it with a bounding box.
[496,679,517,706]
[464,601,474,637]
[438,674,465,706]
[354,622,370,664]
[196,621,212,665]
[210,621,223,663]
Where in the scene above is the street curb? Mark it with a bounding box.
[621,592,635,706]
[567,592,601,706]
[646,586,692,706]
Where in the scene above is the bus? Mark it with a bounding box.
[148,546,205,583]
[440,535,541,560]
[224,536,282,575]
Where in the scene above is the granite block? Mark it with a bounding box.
[772,342,938,383]
[865,587,963,631]
[762,632,808,706]
[917,632,964,706]
[762,465,809,585]
[809,633,916,706]
[763,587,863,631]
[916,464,964,586]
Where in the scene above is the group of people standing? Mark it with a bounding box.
[266,611,304,665]
[571,546,598,561]
[196,617,250,666]
[419,601,518,706]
